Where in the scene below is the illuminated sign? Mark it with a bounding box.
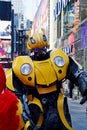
[0,21,11,39]
[0,39,11,59]
[54,0,71,20]
[0,20,11,59]
[0,1,11,60]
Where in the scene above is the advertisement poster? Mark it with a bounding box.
[0,20,11,59]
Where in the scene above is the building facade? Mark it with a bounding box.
[52,0,87,71]
[32,0,50,42]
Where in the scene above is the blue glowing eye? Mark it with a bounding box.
[30,37,36,44]
[34,48,39,52]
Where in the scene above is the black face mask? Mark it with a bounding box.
[33,47,47,60]
[34,49,47,60]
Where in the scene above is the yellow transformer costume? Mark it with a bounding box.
[6,29,87,130]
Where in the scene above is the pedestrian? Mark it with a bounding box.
[68,81,74,98]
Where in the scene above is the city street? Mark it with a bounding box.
[68,98,87,130]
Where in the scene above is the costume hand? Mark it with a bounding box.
[80,96,87,104]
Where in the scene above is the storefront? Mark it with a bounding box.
[74,18,87,71]
[54,0,80,56]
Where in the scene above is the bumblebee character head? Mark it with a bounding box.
[26,28,49,59]
[26,28,49,50]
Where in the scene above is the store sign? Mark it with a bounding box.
[62,44,73,54]
[54,0,71,20]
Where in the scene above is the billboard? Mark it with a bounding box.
[0,20,11,39]
[0,1,11,21]
[0,1,11,60]
[0,39,11,58]
[0,20,11,59]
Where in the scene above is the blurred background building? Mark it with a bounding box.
[0,0,87,73]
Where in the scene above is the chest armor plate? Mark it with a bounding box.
[33,59,57,86]
[12,49,69,89]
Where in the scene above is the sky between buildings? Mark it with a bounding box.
[23,0,41,20]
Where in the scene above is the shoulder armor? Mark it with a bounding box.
[50,49,69,81]
[12,56,35,87]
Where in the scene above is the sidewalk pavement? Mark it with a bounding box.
[68,97,87,130]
